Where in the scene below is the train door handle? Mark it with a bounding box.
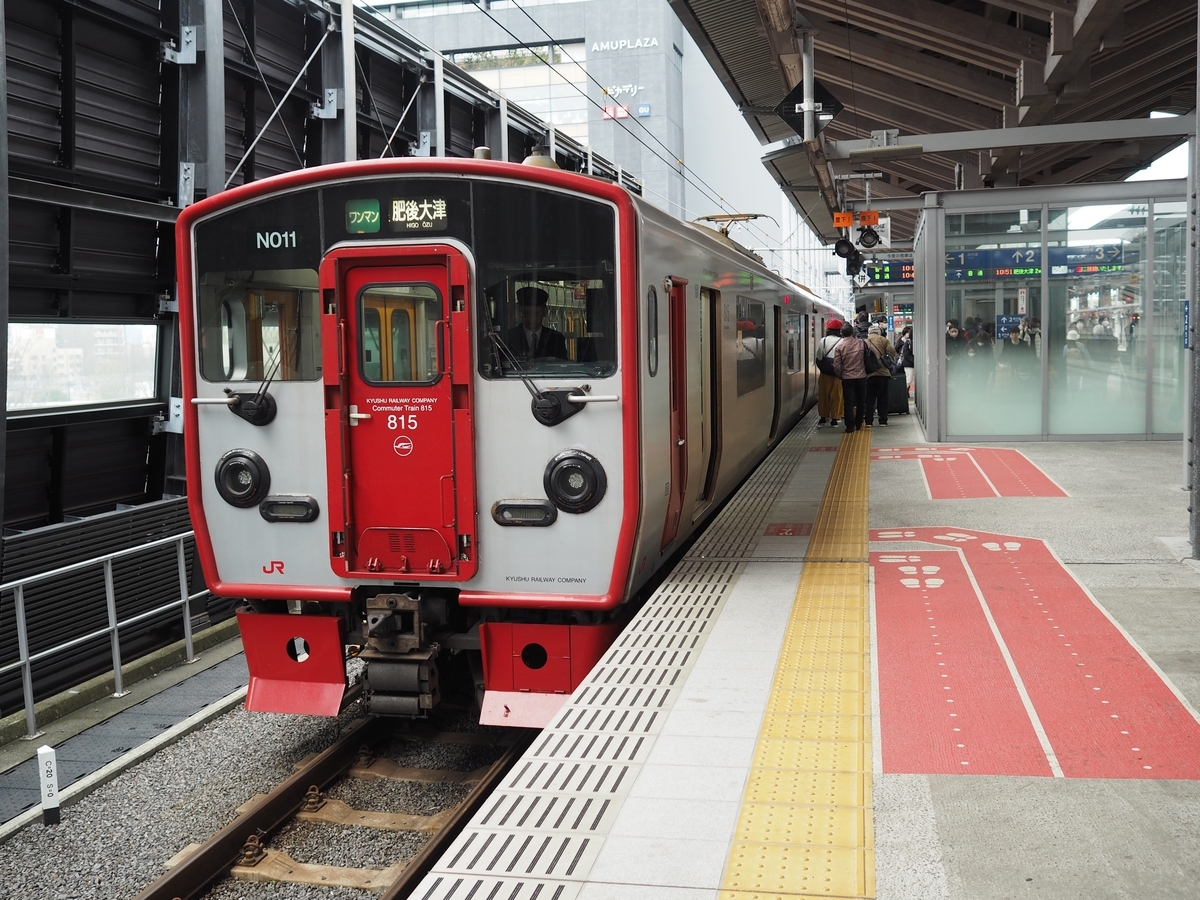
[348,404,372,425]
[677,439,685,446]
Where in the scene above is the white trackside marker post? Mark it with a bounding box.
[37,745,60,826]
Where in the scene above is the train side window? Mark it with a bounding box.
[786,312,801,373]
[196,269,320,383]
[735,297,766,395]
[391,309,413,381]
[358,283,440,384]
[647,285,659,376]
[362,307,383,381]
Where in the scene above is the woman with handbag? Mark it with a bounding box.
[815,319,845,427]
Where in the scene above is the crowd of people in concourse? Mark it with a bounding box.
[816,312,913,434]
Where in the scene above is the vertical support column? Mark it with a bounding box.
[341,0,355,161]
[801,31,815,142]
[178,539,196,662]
[1187,137,1196,489]
[499,95,509,162]
[433,54,445,158]
[103,559,127,697]
[0,0,9,531]
[203,0,225,197]
[1041,201,1050,438]
[14,586,39,738]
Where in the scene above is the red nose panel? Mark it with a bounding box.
[237,609,347,716]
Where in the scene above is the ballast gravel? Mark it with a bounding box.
[270,819,427,869]
[0,697,507,900]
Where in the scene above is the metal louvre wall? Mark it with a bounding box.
[356,49,414,159]
[5,0,61,166]
[73,18,164,189]
[445,93,479,158]
[0,498,198,714]
[222,0,320,187]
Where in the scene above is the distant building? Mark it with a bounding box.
[375,0,686,218]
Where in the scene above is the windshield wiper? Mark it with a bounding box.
[487,332,586,428]
[227,349,280,426]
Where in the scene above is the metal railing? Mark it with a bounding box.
[0,532,208,738]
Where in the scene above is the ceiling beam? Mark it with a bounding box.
[817,54,1003,132]
[799,0,1047,69]
[1029,141,1140,184]
[980,0,1076,20]
[809,15,1015,110]
[822,114,1194,157]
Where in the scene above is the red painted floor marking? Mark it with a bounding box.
[871,448,1068,499]
[919,455,997,500]
[764,522,812,536]
[969,448,1068,498]
[873,528,1200,780]
[873,548,1052,776]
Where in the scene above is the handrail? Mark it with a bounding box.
[1,531,210,739]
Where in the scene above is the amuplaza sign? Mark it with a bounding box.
[591,37,659,52]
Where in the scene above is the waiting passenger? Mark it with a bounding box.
[895,325,915,397]
[815,319,844,427]
[507,287,569,360]
[864,324,897,427]
[833,323,869,433]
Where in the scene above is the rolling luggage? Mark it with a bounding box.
[887,372,909,415]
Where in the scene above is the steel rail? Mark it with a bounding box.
[131,714,385,900]
[379,730,536,900]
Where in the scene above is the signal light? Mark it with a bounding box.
[845,250,864,277]
[833,238,855,258]
[857,226,880,249]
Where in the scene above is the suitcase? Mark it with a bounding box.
[887,372,909,415]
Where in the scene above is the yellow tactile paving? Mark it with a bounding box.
[720,429,874,899]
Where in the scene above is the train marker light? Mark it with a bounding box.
[215,449,271,508]
[544,450,607,513]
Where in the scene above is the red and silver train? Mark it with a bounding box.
[176,158,841,727]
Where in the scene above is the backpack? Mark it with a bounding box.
[861,338,882,374]
[816,337,839,376]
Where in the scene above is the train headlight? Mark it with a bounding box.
[214,449,271,508]
[543,450,607,514]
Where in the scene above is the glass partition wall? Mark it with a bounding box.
[923,181,1186,441]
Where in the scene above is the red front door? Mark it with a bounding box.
[322,246,476,580]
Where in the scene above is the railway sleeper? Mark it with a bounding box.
[231,847,406,890]
[235,790,455,832]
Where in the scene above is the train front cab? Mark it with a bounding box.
[178,162,642,727]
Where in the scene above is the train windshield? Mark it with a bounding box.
[474,185,617,380]
[195,269,321,382]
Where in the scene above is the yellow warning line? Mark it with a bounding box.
[720,429,874,900]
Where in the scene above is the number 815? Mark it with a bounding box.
[388,414,417,430]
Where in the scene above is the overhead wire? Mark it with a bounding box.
[501,0,780,249]
[380,1,821,277]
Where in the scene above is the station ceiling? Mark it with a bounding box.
[669,0,1196,244]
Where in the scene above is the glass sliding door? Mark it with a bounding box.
[1046,204,1148,435]
[944,209,1043,436]
[1151,201,1187,434]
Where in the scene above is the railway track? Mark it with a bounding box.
[134,714,533,900]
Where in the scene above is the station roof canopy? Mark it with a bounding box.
[668,0,1197,244]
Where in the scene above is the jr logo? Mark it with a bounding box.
[262,560,285,574]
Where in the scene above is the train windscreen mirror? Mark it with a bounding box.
[544,449,607,513]
[521,643,548,670]
[214,449,271,507]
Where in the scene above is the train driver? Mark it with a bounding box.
[507,286,569,361]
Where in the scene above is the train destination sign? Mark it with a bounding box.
[345,197,449,234]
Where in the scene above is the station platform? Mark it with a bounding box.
[413,411,1200,900]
